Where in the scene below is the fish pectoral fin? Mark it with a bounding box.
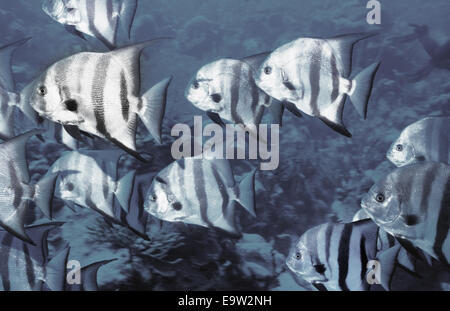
[64,25,86,41]
[206,110,225,127]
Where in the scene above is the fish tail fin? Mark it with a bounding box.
[0,37,31,91]
[268,100,285,126]
[34,173,59,219]
[44,246,70,291]
[235,169,257,217]
[76,259,117,291]
[121,0,138,39]
[114,170,136,213]
[139,76,172,144]
[376,244,401,291]
[348,62,380,119]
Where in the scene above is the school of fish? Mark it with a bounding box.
[0,0,447,291]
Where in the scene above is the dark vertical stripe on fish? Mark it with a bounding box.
[330,53,340,103]
[324,224,333,265]
[308,49,322,116]
[420,165,440,213]
[9,163,22,209]
[100,160,109,201]
[337,223,352,291]
[230,63,244,124]
[438,120,449,163]
[433,177,450,264]
[86,0,114,50]
[193,161,213,227]
[359,236,368,283]
[22,243,36,289]
[249,80,260,114]
[0,233,13,291]
[120,71,130,122]
[211,167,229,221]
[91,55,110,136]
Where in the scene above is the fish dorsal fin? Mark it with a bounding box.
[45,246,70,291]
[0,129,43,183]
[79,259,117,291]
[119,0,138,40]
[241,52,271,72]
[22,222,64,264]
[0,38,31,92]
[109,38,172,83]
[326,32,377,77]
[376,244,401,291]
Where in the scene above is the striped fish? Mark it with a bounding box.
[0,38,38,140]
[0,222,66,291]
[47,150,140,231]
[42,0,138,50]
[185,55,283,129]
[387,116,450,167]
[144,157,256,235]
[0,130,59,244]
[286,219,407,291]
[27,40,172,162]
[255,33,380,137]
[361,162,450,265]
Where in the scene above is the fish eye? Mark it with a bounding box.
[66,7,75,13]
[396,144,403,152]
[38,86,47,96]
[64,99,78,112]
[150,194,157,201]
[375,193,385,203]
[192,81,200,89]
[172,202,183,211]
[295,251,301,260]
[264,66,272,75]
[66,182,74,191]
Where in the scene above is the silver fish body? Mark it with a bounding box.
[361,162,450,265]
[0,130,59,244]
[47,150,135,222]
[286,219,405,291]
[144,157,256,235]
[42,0,138,50]
[27,40,172,161]
[387,116,450,167]
[0,223,63,291]
[255,33,380,137]
[185,58,272,127]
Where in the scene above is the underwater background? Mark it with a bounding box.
[0,0,449,290]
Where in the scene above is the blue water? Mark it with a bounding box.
[0,0,449,290]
